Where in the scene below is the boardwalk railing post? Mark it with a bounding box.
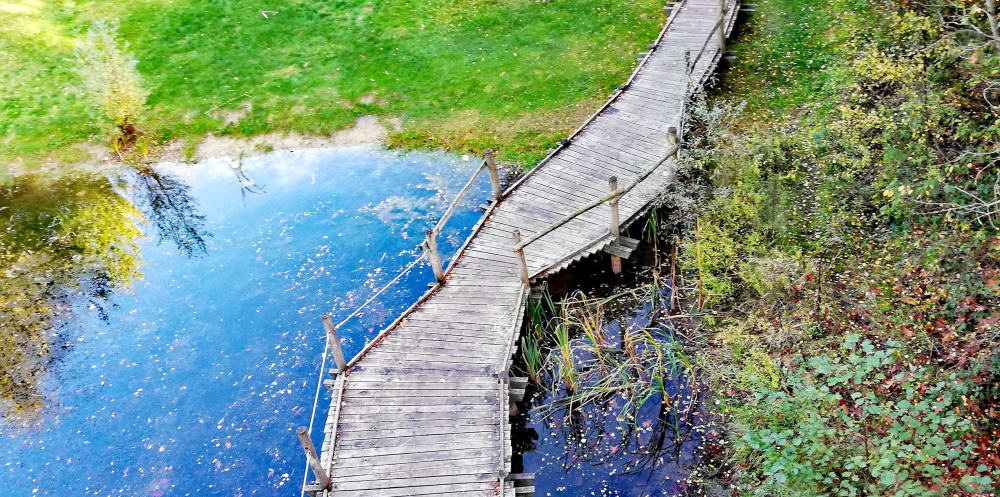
[322,314,348,374]
[608,177,622,274]
[717,0,727,51]
[512,230,530,285]
[296,427,331,490]
[424,229,445,284]
[683,48,692,82]
[485,149,502,201]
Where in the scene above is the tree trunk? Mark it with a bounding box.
[987,0,1000,52]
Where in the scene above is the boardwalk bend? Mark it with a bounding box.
[298,1,745,495]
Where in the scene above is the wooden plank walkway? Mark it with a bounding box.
[306,1,740,495]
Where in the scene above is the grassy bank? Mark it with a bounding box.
[674,0,1000,493]
[2,0,665,174]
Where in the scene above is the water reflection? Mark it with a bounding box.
[0,147,490,495]
[0,173,145,422]
[130,165,210,258]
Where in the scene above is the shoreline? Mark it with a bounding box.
[5,115,402,179]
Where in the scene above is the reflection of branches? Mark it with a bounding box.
[230,154,266,205]
[132,166,210,257]
[0,173,144,425]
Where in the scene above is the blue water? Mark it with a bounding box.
[0,147,491,496]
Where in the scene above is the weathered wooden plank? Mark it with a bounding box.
[350,364,498,376]
[334,409,497,424]
[353,354,500,370]
[341,393,496,407]
[580,130,665,163]
[331,482,496,497]
[562,145,641,177]
[389,329,507,345]
[331,464,500,483]
[335,424,498,442]
[334,439,498,460]
[338,432,500,451]
[332,473,498,492]
[366,342,504,358]
[559,138,648,173]
[335,417,498,433]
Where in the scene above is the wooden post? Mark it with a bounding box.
[322,314,348,374]
[485,149,502,201]
[609,177,622,274]
[424,229,445,283]
[512,230,530,285]
[668,127,678,147]
[718,0,727,51]
[670,235,679,312]
[296,427,331,489]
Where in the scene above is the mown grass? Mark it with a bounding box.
[717,0,843,118]
[1,0,666,173]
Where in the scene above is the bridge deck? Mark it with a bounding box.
[312,1,739,495]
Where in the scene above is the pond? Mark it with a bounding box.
[0,147,492,495]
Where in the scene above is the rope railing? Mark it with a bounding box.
[423,150,502,282]
[297,149,503,494]
[510,0,736,283]
[510,133,679,284]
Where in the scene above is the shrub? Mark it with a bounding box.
[741,336,995,496]
[74,20,148,157]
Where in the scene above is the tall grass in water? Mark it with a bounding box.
[522,285,698,445]
[521,330,546,384]
[553,322,578,393]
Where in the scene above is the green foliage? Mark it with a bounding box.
[673,0,1000,494]
[742,337,993,496]
[74,20,148,157]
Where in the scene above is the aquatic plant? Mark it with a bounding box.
[524,286,698,437]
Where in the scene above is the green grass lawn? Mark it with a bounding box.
[1,0,666,173]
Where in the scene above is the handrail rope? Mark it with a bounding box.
[432,160,488,236]
[300,336,328,497]
[333,251,429,331]
[515,1,735,253]
[299,250,428,496]
[514,143,680,252]
[687,2,729,73]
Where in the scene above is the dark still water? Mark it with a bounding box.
[513,295,715,497]
[0,147,491,495]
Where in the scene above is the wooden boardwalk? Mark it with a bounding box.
[304,1,741,495]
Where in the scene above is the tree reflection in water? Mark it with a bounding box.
[130,165,209,257]
[0,166,209,424]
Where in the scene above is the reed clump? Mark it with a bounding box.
[521,282,698,436]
